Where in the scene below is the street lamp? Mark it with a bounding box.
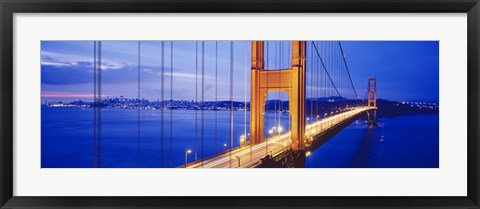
[277,126,283,133]
[306,151,311,157]
[223,143,227,152]
[185,149,192,168]
[240,134,245,146]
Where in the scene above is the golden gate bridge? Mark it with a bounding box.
[91,41,377,168]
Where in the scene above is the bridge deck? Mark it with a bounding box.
[185,106,376,168]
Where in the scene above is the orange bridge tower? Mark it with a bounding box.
[367,77,377,127]
[249,41,306,151]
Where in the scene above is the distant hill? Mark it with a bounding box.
[261,97,438,118]
[44,96,438,118]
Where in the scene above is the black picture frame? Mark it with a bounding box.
[1,0,479,208]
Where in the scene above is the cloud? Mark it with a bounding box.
[41,58,194,86]
[41,61,77,67]
[41,50,128,71]
[165,72,212,80]
[41,92,109,98]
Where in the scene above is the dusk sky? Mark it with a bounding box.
[41,41,439,102]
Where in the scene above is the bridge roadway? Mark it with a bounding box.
[185,106,376,168]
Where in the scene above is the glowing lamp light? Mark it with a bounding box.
[277,126,283,132]
[187,149,192,154]
[306,151,311,157]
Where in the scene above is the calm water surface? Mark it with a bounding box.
[41,107,438,168]
[305,114,439,168]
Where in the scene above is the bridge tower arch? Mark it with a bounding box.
[367,77,377,127]
[250,41,306,151]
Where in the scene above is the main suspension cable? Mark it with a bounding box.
[338,41,359,99]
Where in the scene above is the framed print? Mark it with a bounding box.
[1,0,479,208]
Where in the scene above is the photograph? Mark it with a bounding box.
[41,40,439,168]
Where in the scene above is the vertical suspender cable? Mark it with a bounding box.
[311,42,315,123]
[313,42,316,121]
[195,41,198,162]
[328,42,331,108]
[286,42,290,147]
[201,41,205,167]
[324,42,327,103]
[243,41,247,155]
[339,45,342,99]
[316,42,320,124]
[310,41,314,122]
[335,42,338,101]
[334,42,337,101]
[98,41,102,168]
[97,41,102,167]
[324,42,327,110]
[161,41,165,168]
[330,42,333,101]
[170,41,173,168]
[215,41,218,153]
[313,42,316,123]
[137,41,141,168]
[93,41,97,168]
[337,45,341,105]
[278,42,282,146]
[160,41,166,168]
[265,41,270,156]
[274,42,277,138]
[278,43,282,134]
[229,41,234,168]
